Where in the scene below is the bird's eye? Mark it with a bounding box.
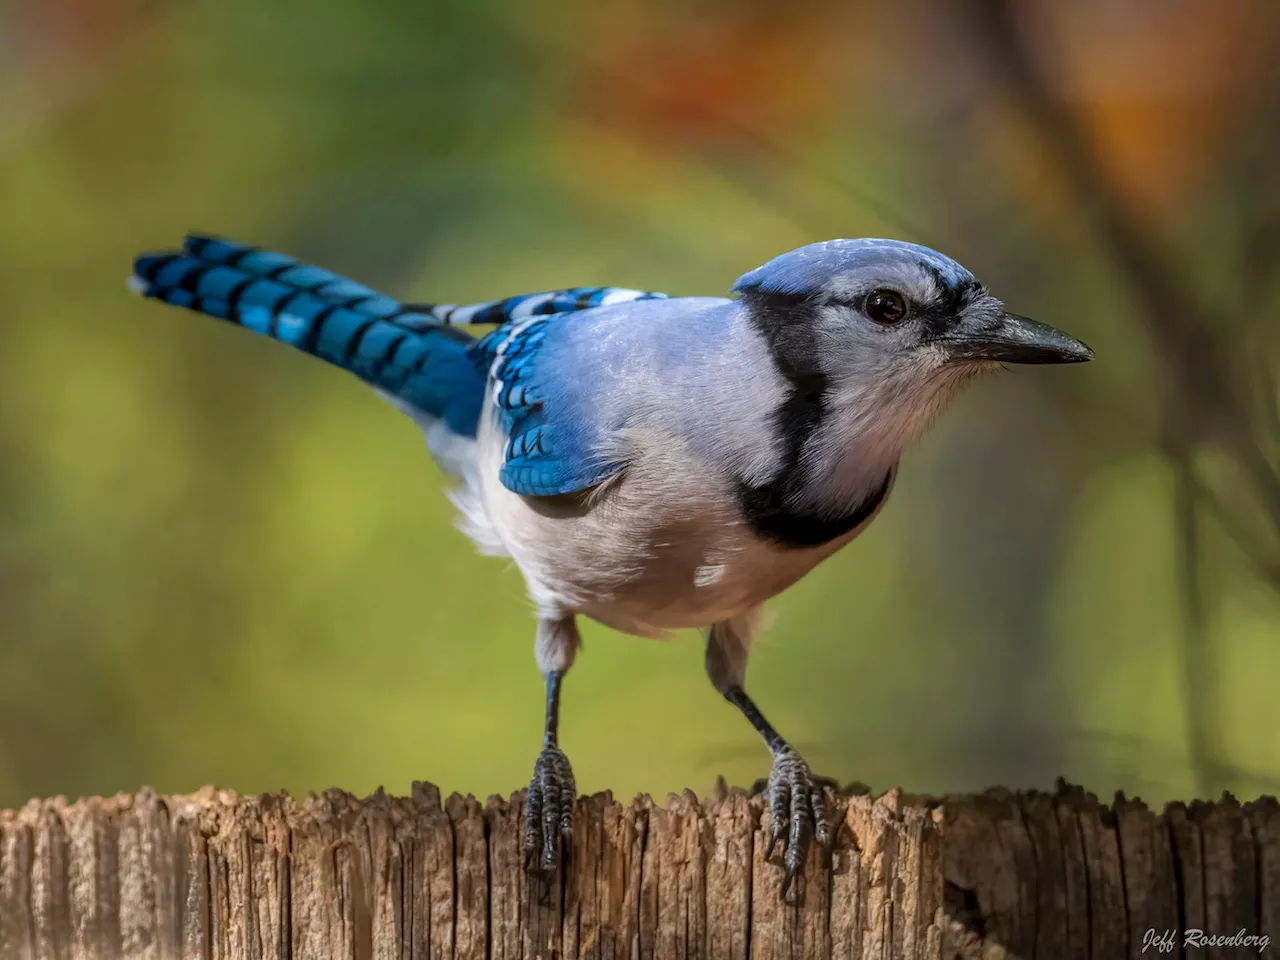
[865,289,908,325]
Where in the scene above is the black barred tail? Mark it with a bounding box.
[130,235,485,436]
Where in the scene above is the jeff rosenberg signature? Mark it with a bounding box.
[1142,928,1270,953]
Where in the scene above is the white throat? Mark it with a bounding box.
[801,350,984,512]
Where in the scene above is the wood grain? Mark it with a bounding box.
[0,782,1273,958]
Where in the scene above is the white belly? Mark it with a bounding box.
[467,417,889,636]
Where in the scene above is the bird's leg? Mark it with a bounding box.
[524,671,575,875]
[724,686,831,886]
[707,613,830,901]
[523,616,580,877]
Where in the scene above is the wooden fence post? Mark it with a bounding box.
[0,782,1275,958]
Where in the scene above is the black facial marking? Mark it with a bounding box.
[917,275,984,340]
[735,289,894,549]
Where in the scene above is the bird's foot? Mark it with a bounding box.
[763,747,831,902]
[523,741,576,877]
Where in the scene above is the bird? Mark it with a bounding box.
[129,234,1092,898]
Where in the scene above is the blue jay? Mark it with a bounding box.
[130,235,1091,895]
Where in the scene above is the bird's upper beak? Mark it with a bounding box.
[937,311,1094,365]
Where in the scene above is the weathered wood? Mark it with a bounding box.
[0,782,1274,959]
[943,785,1278,960]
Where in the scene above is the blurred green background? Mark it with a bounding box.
[2,0,1279,811]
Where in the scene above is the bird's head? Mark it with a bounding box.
[732,238,1093,483]
[733,237,1092,379]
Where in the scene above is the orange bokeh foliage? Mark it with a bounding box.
[1019,0,1272,219]
[567,0,863,152]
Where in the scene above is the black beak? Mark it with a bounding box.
[938,312,1094,365]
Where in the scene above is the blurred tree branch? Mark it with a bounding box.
[964,0,1280,584]
[963,0,1280,796]
[1174,446,1215,798]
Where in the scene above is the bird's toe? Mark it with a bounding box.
[523,742,576,878]
[764,748,831,902]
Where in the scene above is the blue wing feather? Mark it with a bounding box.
[468,300,653,496]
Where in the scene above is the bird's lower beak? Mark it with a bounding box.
[937,312,1094,365]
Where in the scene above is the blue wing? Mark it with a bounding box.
[467,291,673,497]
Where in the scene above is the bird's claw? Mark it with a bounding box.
[763,748,831,902]
[523,742,576,877]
